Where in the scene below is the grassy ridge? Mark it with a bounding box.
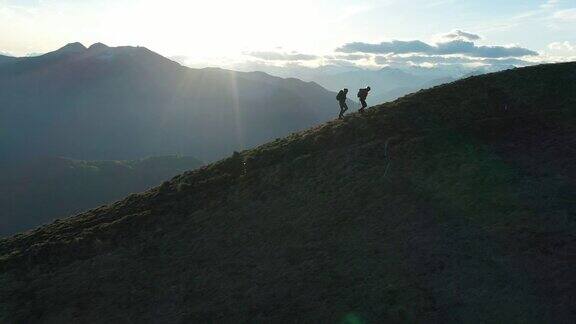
[0,62,575,322]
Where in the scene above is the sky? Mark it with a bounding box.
[1,0,575,69]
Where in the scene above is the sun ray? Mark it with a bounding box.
[228,71,245,151]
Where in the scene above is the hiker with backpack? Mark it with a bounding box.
[336,88,349,119]
[357,86,371,113]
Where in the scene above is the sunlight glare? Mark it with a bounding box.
[102,0,330,58]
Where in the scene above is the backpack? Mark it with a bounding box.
[336,90,345,101]
[357,88,367,99]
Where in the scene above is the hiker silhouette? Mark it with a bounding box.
[357,86,371,113]
[336,88,349,119]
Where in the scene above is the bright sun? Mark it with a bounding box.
[98,0,332,59]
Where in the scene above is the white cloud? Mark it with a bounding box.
[337,38,538,58]
[440,30,482,41]
[553,8,576,21]
[244,51,319,61]
[548,41,575,51]
[322,59,359,67]
[374,54,531,67]
[539,41,576,63]
[332,54,371,61]
[424,0,457,8]
[541,0,560,9]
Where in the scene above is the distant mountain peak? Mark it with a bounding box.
[54,42,87,54]
[88,42,110,51]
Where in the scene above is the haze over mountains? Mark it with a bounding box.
[245,60,523,115]
[1,62,575,322]
[0,42,345,236]
[0,42,339,163]
[0,155,202,237]
[229,59,519,104]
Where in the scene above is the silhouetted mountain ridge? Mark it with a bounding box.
[0,43,339,162]
[52,42,87,54]
[0,54,16,65]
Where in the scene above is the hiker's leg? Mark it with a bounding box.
[360,99,367,112]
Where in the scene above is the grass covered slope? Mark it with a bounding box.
[1,62,576,323]
[0,155,202,237]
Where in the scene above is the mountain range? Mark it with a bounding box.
[0,43,341,163]
[0,42,349,236]
[232,61,519,104]
[1,62,574,322]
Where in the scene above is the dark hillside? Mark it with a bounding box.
[1,62,575,323]
[0,156,202,237]
[0,54,17,65]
